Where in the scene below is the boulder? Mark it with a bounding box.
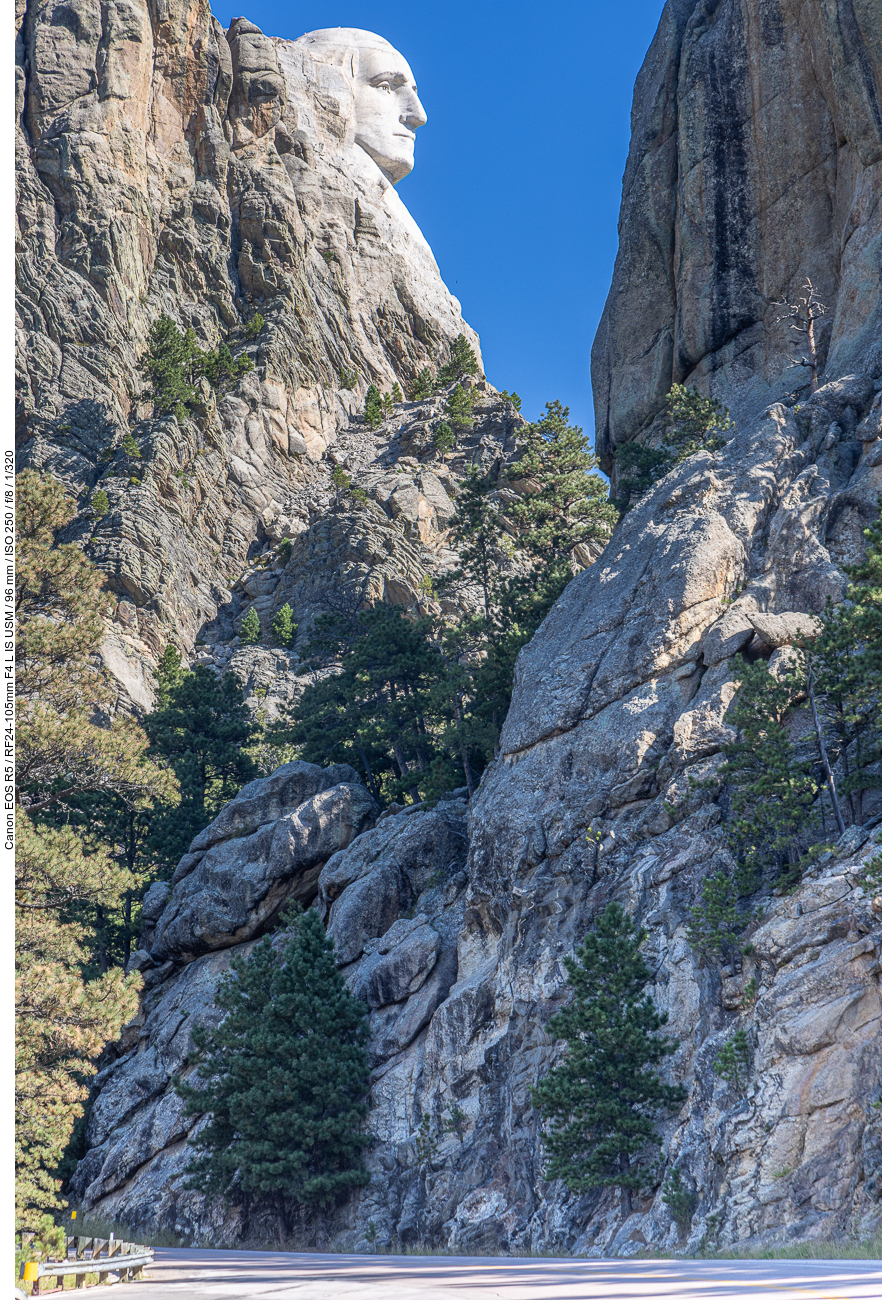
[188,762,360,853]
[151,783,377,963]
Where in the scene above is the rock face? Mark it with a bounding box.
[15,2,485,706]
[56,0,882,1259]
[592,0,882,471]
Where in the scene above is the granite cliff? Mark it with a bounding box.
[17,0,882,1257]
[15,1,491,712]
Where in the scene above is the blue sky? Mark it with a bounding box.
[211,1,667,445]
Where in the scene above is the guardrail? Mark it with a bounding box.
[19,1238,153,1292]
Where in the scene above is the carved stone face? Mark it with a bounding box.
[297,29,427,184]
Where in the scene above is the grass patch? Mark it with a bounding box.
[706,1232,882,1262]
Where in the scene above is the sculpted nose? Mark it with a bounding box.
[402,88,427,130]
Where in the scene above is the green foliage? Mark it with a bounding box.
[277,536,292,561]
[271,603,297,649]
[271,606,471,804]
[437,334,480,386]
[144,659,258,864]
[433,422,456,457]
[613,443,673,506]
[665,384,733,456]
[239,607,262,646]
[409,367,434,401]
[391,381,404,403]
[120,431,141,458]
[141,314,252,422]
[510,400,617,577]
[15,471,169,1228]
[90,490,110,519]
[340,365,359,390]
[413,1112,439,1168]
[244,312,265,341]
[614,385,733,509]
[714,1029,750,1090]
[498,389,522,411]
[686,872,745,963]
[720,655,821,887]
[176,908,371,1211]
[531,902,687,1200]
[661,1166,696,1231]
[363,384,384,430]
[444,383,474,430]
[381,391,394,418]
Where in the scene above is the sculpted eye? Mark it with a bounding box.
[378,81,392,93]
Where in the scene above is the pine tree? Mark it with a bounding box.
[719,655,822,886]
[15,470,169,1227]
[802,503,882,823]
[614,385,733,509]
[433,422,456,458]
[145,662,258,864]
[510,401,617,580]
[437,334,480,385]
[91,489,110,519]
[331,465,352,502]
[444,383,475,430]
[443,467,507,620]
[391,381,404,403]
[271,603,297,649]
[16,820,141,1228]
[176,909,371,1217]
[140,315,252,422]
[363,384,383,430]
[531,901,686,1215]
[240,607,261,645]
[409,367,434,401]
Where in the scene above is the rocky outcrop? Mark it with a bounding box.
[56,0,882,1260]
[592,0,882,471]
[71,782,471,1231]
[15,0,488,707]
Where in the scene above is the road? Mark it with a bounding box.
[106,1246,882,1300]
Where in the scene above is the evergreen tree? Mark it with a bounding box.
[443,467,507,619]
[443,383,475,431]
[271,603,297,649]
[239,607,262,646]
[614,385,733,510]
[437,334,480,385]
[433,422,456,458]
[531,901,686,1215]
[391,381,404,403]
[140,314,252,422]
[510,401,616,580]
[718,655,821,887]
[409,367,434,401]
[801,503,882,823]
[176,909,371,1218]
[363,384,383,430]
[91,489,110,519]
[331,465,352,502]
[244,312,265,341]
[16,820,141,1228]
[145,661,258,864]
[15,470,170,1227]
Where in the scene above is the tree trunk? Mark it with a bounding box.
[807,315,818,393]
[808,668,846,835]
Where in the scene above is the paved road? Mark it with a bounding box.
[108,1247,882,1300]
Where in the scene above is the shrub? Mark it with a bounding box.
[271,603,297,649]
[244,312,265,341]
[409,368,434,401]
[91,490,110,519]
[239,608,261,646]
